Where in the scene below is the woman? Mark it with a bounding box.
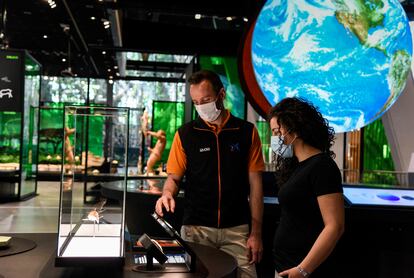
[269,97,344,278]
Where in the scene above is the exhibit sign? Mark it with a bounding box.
[0,50,23,112]
[241,0,412,133]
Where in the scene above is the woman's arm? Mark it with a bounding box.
[279,193,344,277]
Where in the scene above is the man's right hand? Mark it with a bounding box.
[155,192,175,216]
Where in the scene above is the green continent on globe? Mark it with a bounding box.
[334,0,386,54]
[389,50,411,97]
[374,49,411,119]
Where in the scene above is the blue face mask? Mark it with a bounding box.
[271,135,296,158]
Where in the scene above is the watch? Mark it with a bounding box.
[297,266,309,277]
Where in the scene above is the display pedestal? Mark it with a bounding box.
[0,237,36,257]
[0,233,237,278]
[132,253,165,272]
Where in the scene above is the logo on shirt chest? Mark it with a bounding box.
[199,147,211,153]
[229,142,240,152]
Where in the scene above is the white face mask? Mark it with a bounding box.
[270,134,296,158]
[195,99,221,122]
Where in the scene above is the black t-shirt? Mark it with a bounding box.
[273,153,343,276]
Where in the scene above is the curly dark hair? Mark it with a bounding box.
[268,97,336,187]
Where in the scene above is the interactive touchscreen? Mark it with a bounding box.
[150,212,196,272]
[151,212,188,248]
[343,187,414,207]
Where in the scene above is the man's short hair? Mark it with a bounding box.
[188,70,224,95]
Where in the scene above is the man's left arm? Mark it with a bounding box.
[246,126,265,264]
[247,171,264,264]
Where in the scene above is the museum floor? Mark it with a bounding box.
[0,182,69,233]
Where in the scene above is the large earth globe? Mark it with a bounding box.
[252,0,412,133]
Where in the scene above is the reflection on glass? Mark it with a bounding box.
[125,52,193,63]
[89,78,107,104]
[41,76,87,104]
[21,54,41,197]
[125,70,184,79]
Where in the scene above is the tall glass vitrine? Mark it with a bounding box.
[0,49,40,202]
[56,106,129,266]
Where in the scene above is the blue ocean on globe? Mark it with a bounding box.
[252,0,412,133]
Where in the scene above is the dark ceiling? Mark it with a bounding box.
[1,0,265,79]
[2,0,414,79]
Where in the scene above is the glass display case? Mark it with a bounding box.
[0,49,40,202]
[56,106,129,267]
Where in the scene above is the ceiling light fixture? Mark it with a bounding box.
[62,58,66,62]
[103,20,110,29]
[43,35,48,39]
[195,14,202,20]
[226,16,233,21]
[243,17,248,22]
[102,51,106,55]
[108,79,114,84]
[91,16,96,20]
[114,65,118,69]
[107,69,111,72]
[47,0,57,8]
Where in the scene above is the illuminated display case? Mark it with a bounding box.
[0,49,41,202]
[55,106,129,267]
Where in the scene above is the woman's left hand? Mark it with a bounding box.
[278,267,304,278]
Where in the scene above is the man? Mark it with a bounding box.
[155,70,264,278]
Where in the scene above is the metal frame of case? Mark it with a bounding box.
[55,105,129,267]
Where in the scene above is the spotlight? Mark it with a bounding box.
[107,69,111,72]
[114,65,118,69]
[226,16,233,21]
[43,35,48,39]
[108,79,114,84]
[47,0,57,8]
[102,51,106,55]
[243,17,248,22]
[91,16,96,20]
[103,20,110,29]
[195,14,201,20]
[62,58,66,62]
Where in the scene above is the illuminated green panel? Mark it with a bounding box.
[200,56,246,119]
[38,107,64,164]
[87,106,104,157]
[151,101,184,164]
[362,118,396,185]
[0,111,21,163]
[256,121,271,163]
